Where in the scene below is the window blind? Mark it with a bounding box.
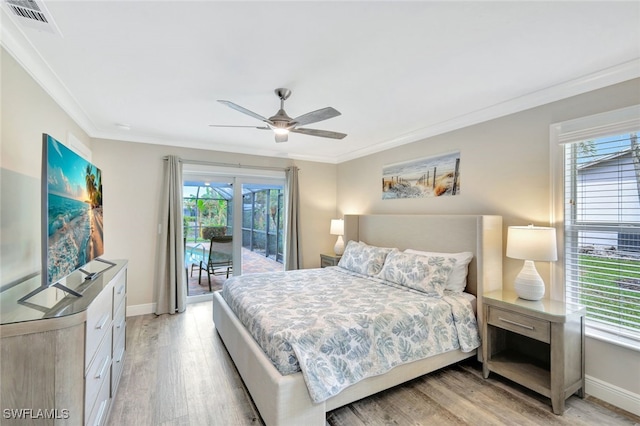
[564,130,640,345]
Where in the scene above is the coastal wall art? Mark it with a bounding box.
[44,134,104,284]
[382,151,461,199]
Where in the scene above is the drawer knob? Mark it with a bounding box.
[498,316,534,330]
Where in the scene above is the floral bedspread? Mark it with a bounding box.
[221,266,480,403]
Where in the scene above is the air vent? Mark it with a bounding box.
[6,0,47,23]
[2,0,61,35]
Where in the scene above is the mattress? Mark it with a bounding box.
[221,266,480,403]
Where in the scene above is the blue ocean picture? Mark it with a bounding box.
[382,151,461,199]
[46,135,103,284]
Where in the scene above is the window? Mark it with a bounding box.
[555,105,640,348]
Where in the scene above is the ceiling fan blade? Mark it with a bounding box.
[209,125,270,129]
[275,132,288,143]
[217,100,272,123]
[292,107,341,127]
[290,128,347,139]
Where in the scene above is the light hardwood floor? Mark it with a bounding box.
[107,301,640,426]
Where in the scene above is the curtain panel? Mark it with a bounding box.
[285,166,301,270]
[155,155,186,315]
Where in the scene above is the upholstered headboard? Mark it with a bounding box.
[343,214,503,327]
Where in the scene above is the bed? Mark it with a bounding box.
[212,214,503,425]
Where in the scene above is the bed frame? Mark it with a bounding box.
[213,214,503,425]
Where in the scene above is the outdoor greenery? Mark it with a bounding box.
[578,254,640,332]
[182,183,284,261]
[202,226,227,240]
[184,186,229,241]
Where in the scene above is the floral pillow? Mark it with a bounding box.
[337,240,393,276]
[404,249,473,293]
[377,250,457,297]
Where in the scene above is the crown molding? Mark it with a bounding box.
[0,7,99,136]
[3,6,637,166]
[335,59,640,164]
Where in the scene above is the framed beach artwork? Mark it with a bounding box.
[382,151,460,199]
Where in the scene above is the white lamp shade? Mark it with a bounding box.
[330,219,344,236]
[507,225,557,301]
[506,225,557,261]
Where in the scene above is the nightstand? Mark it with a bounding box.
[320,253,341,268]
[482,290,586,415]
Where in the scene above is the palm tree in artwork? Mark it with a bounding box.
[94,168,102,207]
[85,164,97,208]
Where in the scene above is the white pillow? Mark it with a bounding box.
[404,249,473,293]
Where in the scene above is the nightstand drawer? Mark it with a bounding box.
[487,306,550,343]
[320,254,341,268]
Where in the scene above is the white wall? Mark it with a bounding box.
[336,77,640,413]
[90,139,337,311]
[1,48,92,286]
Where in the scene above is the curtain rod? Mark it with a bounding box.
[162,156,291,172]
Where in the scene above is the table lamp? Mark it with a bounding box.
[330,219,345,255]
[506,225,557,300]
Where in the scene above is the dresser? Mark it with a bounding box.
[0,260,128,425]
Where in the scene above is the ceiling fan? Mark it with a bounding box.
[210,88,347,143]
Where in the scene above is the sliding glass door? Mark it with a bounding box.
[183,178,234,297]
[182,164,285,298]
[240,181,285,275]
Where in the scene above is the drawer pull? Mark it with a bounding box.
[115,347,125,364]
[95,355,111,380]
[93,399,107,426]
[116,284,125,295]
[116,318,125,330]
[498,317,534,330]
[95,314,109,330]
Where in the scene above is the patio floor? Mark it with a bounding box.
[186,246,283,296]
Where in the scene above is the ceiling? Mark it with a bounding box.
[2,1,639,164]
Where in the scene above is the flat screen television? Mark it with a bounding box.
[19,134,113,302]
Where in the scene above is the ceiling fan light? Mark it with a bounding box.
[273,128,289,135]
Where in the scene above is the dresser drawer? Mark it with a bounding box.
[85,283,113,372]
[487,306,550,343]
[113,298,126,345]
[87,371,111,426]
[111,326,126,395]
[112,270,127,316]
[85,331,112,424]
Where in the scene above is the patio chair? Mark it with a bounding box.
[198,235,233,291]
[186,241,206,279]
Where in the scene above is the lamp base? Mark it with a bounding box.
[334,235,345,256]
[514,260,545,301]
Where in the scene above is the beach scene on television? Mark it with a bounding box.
[382,151,461,199]
[46,135,104,284]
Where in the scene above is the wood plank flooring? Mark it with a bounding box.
[107,301,640,426]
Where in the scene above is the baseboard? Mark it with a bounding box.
[586,375,640,417]
[126,295,212,317]
[187,293,214,304]
[126,303,156,317]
